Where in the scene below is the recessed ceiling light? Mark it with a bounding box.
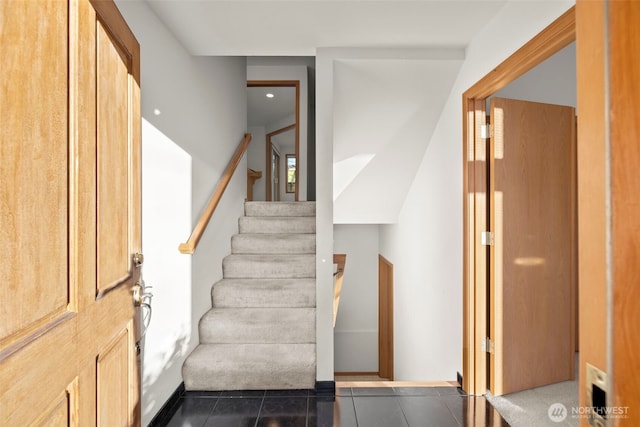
[266,93,275,98]
[153,108,162,116]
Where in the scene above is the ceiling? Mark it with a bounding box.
[247,86,296,128]
[145,0,508,56]
[141,0,512,219]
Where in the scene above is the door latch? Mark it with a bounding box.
[133,252,144,267]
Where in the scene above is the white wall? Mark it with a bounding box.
[333,225,380,372]
[315,52,335,381]
[116,2,247,425]
[492,42,576,108]
[331,52,464,224]
[376,0,573,380]
[139,118,191,421]
[247,65,309,201]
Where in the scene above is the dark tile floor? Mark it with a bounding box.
[158,386,510,426]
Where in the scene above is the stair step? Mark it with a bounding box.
[185,200,318,391]
[183,343,316,391]
[199,308,315,344]
[238,216,315,234]
[212,278,316,308]
[244,201,315,217]
[231,233,316,254]
[223,254,315,279]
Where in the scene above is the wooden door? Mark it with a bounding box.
[378,255,394,380]
[488,97,576,396]
[0,0,142,425]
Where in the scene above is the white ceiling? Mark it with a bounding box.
[145,0,508,56]
[141,0,511,219]
[247,86,296,127]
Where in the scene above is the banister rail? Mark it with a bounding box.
[179,133,252,254]
[333,254,347,327]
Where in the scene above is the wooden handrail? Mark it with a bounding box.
[333,254,347,327]
[179,134,252,254]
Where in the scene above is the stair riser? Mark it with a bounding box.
[184,369,316,391]
[199,309,315,344]
[231,234,316,254]
[182,344,316,391]
[223,256,315,279]
[212,280,316,308]
[244,201,315,217]
[238,217,315,234]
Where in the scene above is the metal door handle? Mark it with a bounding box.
[133,252,144,267]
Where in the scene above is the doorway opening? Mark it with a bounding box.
[461,7,576,397]
[247,81,300,201]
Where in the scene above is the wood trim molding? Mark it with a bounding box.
[265,124,295,201]
[248,80,300,201]
[461,6,575,395]
[464,7,575,100]
[609,0,640,417]
[90,0,140,84]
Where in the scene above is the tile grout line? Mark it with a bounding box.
[440,394,465,427]
[350,395,360,427]
[202,397,219,427]
[253,394,266,427]
[394,394,411,427]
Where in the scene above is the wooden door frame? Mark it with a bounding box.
[247,80,300,201]
[461,7,575,395]
[266,124,294,201]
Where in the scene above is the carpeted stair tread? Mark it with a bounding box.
[223,254,315,279]
[182,343,316,391]
[244,201,315,217]
[238,216,315,234]
[212,278,316,308]
[231,233,316,254]
[182,201,317,392]
[199,307,315,344]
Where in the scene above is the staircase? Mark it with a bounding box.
[182,201,317,391]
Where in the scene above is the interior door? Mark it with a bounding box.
[271,146,281,201]
[0,0,142,424]
[489,97,576,396]
[378,255,394,380]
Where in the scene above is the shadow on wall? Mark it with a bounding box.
[140,119,193,425]
[141,335,190,423]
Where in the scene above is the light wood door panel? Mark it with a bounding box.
[378,255,394,380]
[30,387,76,427]
[489,97,576,396]
[0,0,69,344]
[97,20,132,293]
[97,328,130,427]
[0,0,141,425]
[609,1,640,422]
